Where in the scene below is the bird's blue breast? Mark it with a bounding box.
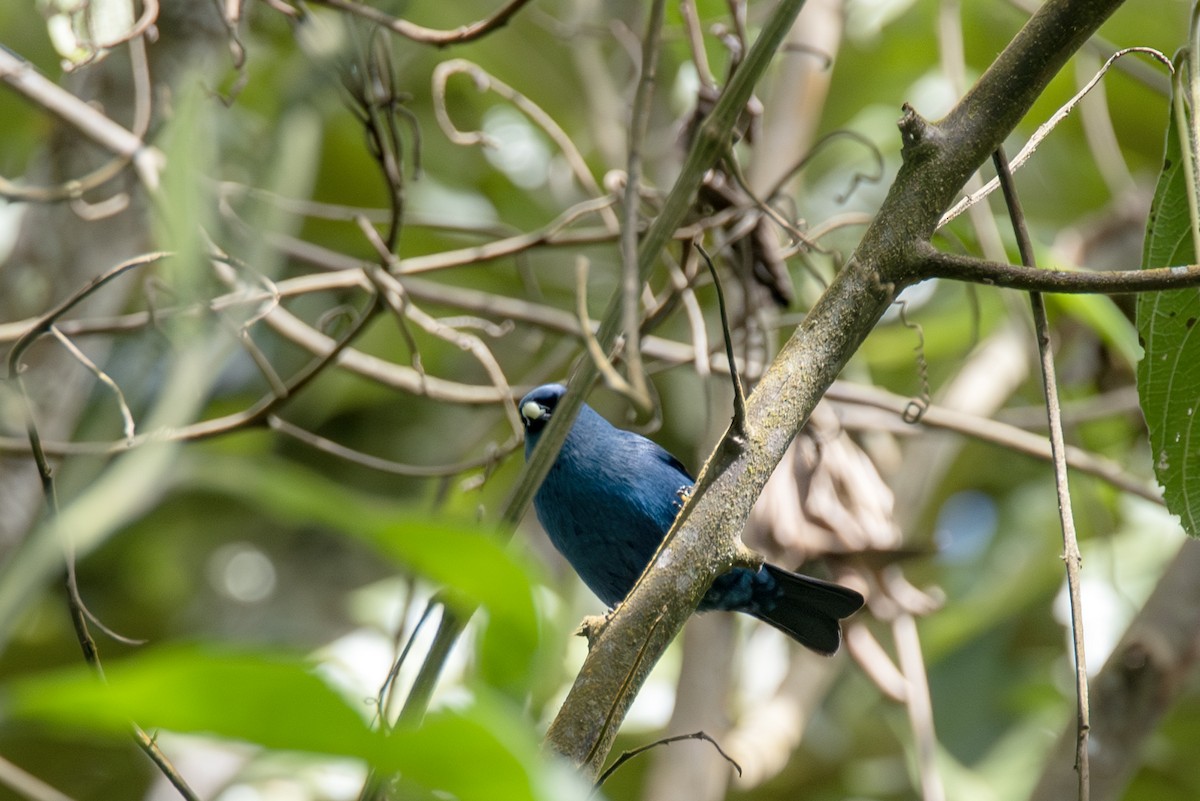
[528,407,692,607]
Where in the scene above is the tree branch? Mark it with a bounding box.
[543,0,1128,778]
[920,248,1200,293]
[826,381,1161,505]
[0,46,163,189]
[993,144,1090,801]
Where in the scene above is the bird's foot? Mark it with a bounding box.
[673,485,692,512]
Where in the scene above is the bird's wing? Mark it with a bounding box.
[632,434,694,484]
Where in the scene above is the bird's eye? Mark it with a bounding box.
[521,401,546,422]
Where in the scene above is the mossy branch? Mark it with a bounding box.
[543,0,1127,778]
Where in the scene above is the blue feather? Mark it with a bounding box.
[520,383,863,655]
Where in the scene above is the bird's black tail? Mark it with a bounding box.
[751,563,865,656]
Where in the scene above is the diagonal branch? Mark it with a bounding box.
[543,0,1128,777]
[0,46,163,189]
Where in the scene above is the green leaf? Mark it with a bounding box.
[1136,62,1200,536]
[370,514,541,676]
[387,693,552,800]
[4,644,381,757]
[186,453,541,683]
[1,645,572,801]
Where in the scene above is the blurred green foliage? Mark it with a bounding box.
[0,1,1197,801]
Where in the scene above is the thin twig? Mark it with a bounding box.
[593,730,742,792]
[826,381,1161,505]
[0,47,164,189]
[721,147,824,256]
[763,128,886,207]
[394,197,619,274]
[131,726,200,801]
[894,613,945,801]
[696,244,746,438]
[368,266,523,440]
[663,251,711,379]
[8,284,201,801]
[893,299,931,424]
[616,0,667,413]
[309,0,533,46]
[1185,10,1200,253]
[431,59,619,232]
[679,0,718,90]
[88,0,160,50]
[344,36,410,252]
[125,18,154,138]
[0,152,129,203]
[941,47,1172,228]
[377,596,439,728]
[356,591,439,801]
[0,304,521,461]
[993,146,1089,801]
[919,248,1200,294]
[270,415,516,478]
[5,252,171,378]
[1074,51,1137,199]
[397,606,468,724]
[48,328,136,442]
[222,200,791,283]
[575,256,639,399]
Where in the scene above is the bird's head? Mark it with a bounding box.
[518,383,567,438]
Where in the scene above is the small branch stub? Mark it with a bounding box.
[898,104,943,164]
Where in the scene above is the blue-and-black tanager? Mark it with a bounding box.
[519,383,864,655]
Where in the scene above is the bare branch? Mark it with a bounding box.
[544,0,1129,776]
[0,32,152,206]
[940,47,1172,227]
[826,381,1161,505]
[894,613,945,801]
[993,145,1089,800]
[0,47,163,190]
[47,328,135,442]
[270,415,515,478]
[919,248,1200,294]
[616,0,668,413]
[575,256,639,400]
[308,0,533,46]
[594,731,742,791]
[431,59,619,232]
[1028,539,1200,801]
[5,252,171,378]
[370,267,523,439]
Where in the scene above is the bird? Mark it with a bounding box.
[519,383,864,655]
